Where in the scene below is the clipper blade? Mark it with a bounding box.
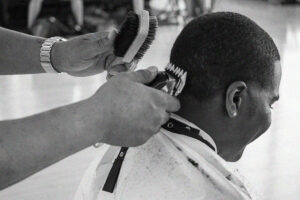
[165,63,187,96]
[148,63,187,97]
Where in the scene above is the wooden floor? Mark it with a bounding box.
[1,0,300,199]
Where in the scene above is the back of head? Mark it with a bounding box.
[170,12,280,101]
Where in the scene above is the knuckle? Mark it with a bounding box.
[153,121,162,133]
[161,112,169,124]
[173,97,181,108]
[151,112,163,129]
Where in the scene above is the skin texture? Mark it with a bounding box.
[0,27,182,189]
[0,68,180,190]
[0,27,122,76]
[177,61,281,162]
[52,30,120,76]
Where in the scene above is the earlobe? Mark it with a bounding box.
[225,81,247,118]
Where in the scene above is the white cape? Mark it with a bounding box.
[74,115,254,200]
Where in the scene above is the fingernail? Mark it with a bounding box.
[148,66,158,74]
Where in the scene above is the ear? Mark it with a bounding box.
[225,81,247,118]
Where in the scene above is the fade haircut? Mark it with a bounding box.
[170,12,280,100]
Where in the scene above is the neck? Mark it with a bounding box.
[175,96,234,159]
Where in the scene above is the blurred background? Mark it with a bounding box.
[0,0,299,199]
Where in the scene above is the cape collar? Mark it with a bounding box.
[162,114,218,153]
[102,114,218,193]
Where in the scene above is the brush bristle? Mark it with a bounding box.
[114,12,158,60]
[165,63,187,96]
[134,16,158,60]
[114,12,139,57]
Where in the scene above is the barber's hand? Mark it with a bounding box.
[89,66,180,147]
[51,30,130,76]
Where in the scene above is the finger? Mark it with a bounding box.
[164,95,181,112]
[107,59,134,77]
[121,66,158,84]
[107,64,128,77]
[161,112,171,125]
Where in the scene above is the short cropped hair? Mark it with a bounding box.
[170,12,280,100]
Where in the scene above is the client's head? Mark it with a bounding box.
[170,12,281,162]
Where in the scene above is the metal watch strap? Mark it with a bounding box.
[40,36,67,73]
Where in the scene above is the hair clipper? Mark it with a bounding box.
[148,63,187,97]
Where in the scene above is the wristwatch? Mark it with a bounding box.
[40,36,67,73]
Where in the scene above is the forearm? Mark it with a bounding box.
[0,27,46,75]
[0,99,101,190]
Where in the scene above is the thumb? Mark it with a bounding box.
[106,64,128,80]
[123,66,158,84]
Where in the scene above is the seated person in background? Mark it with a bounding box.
[185,0,216,16]
[28,0,84,30]
[74,12,281,200]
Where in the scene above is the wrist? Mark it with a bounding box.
[77,97,106,144]
[50,41,64,72]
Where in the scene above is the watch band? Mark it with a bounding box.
[40,36,67,73]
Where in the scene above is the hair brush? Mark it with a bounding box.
[107,10,158,76]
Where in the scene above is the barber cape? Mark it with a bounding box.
[73,114,254,200]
